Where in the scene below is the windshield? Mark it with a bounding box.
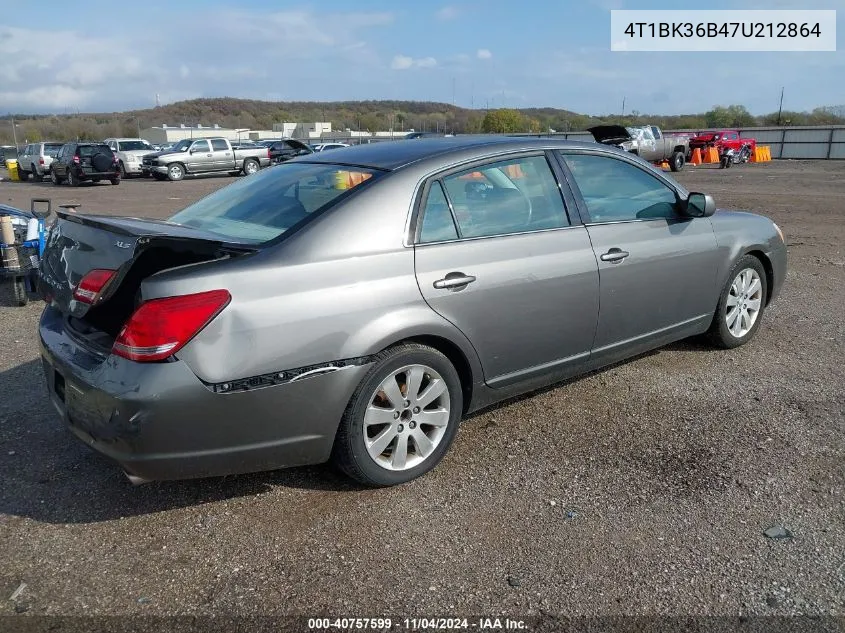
[118,140,153,151]
[168,163,383,244]
[170,140,193,152]
[78,145,112,157]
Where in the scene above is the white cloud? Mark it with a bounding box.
[391,55,414,70]
[477,49,492,60]
[391,55,438,70]
[436,6,460,20]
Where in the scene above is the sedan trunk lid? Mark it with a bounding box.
[39,212,252,331]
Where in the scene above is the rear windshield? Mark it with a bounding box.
[118,140,153,151]
[44,144,62,157]
[78,145,112,157]
[168,163,382,244]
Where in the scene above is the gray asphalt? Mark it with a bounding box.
[0,161,843,627]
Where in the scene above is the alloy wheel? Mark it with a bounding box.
[726,267,763,338]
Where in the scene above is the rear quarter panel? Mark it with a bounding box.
[141,172,484,386]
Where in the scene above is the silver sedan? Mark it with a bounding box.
[38,137,786,486]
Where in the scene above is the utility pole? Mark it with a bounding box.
[10,116,18,149]
[622,96,626,117]
[776,87,784,126]
[452,77,456,106]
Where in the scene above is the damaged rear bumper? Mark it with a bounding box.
[38,305,370,482]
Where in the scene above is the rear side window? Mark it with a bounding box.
[44,145,62,157]
[211,139,229,151]
[439,155,569,239]
[168,163,382,244]
[418,182,458,243]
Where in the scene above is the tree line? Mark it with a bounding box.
[2,98,843,145]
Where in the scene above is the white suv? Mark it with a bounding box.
[18,142,64,181]
[103,138,156,177]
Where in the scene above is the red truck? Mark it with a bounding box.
[689,130,756,156]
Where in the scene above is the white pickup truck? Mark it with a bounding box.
[140,137,272,181]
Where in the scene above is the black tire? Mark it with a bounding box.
[670,151,685,172]
[13,277,28,306]
[119,161,127,178]
[242,158,259,176]
[707,254,768,349]
[50,168,62,185]
[167,163,185,181]
[30,165,43,182]
[331,343,463,487]
[18,166,30,181]
[67,169,78,187]
[110,177,120,185]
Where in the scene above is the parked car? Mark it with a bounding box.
[37,137,786,487]
[589,125,690,171]
[50,142,120,186]
[103,138,156,178]
[267,139,314,164]
[16,142,64,181]
[689,130,757,156]
[140,137,272,181]
[312,142,350,152]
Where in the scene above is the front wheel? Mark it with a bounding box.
[707,255,768,349]
[167,163,185,181]
[110,177,120,185]
[331,343,463,487]
[670,151,685,172]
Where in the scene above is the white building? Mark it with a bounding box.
[272,122,332,139]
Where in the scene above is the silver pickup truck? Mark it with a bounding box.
[141,137,272,181]
[588,125,690,172]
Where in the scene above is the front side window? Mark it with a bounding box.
[191,140,210,153]
[438,155,569,239]
[561,153,680,223]
[168,163,381,244]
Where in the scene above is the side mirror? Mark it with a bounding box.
[686,192,716,217]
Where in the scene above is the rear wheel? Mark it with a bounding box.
[50,168,62,185]
[167,163,185,181]
[67,169,78,187]
[242,158,259,176]
[707,255,768,349]
[30,165,43,182]
[110,177,120,185]
[331,343,463,487]
[670,151,685,172]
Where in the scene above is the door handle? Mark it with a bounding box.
[206,154,212,157]
[433,272,477,290]
[600,248,630,263]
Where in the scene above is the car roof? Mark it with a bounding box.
[296,136,602,171]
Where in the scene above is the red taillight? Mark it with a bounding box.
[112,290,231,362]
[39,157,44,165]
[73,269,117,304]
[72,155,80,164]
[266,148,271,159]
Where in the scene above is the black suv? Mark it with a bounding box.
[267,139,313,164]
[51,142,120,186]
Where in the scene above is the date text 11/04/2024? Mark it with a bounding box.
[307,617,528,630]
[623,22,822,38]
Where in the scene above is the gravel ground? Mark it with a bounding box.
[0,161,843,629]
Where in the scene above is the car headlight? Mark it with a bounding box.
[773,222,784,243]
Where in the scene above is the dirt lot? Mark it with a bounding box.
[0,161,843,628]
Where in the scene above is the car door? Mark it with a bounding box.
[556,150,721,365]
[187,140,211,171]
[413,152,600,387]
[209,138,233,171]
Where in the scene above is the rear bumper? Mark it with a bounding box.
[38,306,369,482]
[75,168,119,180]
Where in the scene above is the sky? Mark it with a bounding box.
[1,0,843,116]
